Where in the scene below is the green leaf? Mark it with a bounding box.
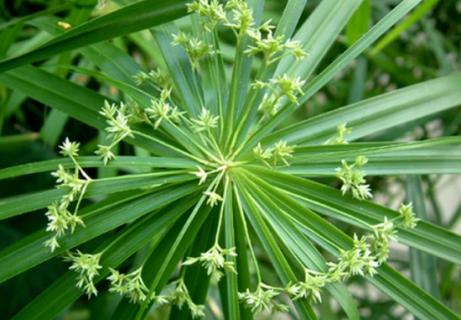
[406,176,441,300]
[235,167,459,320]
[283,138,461,176]
[0,156,196,181]
[0,0,189,72]
[12,196,196,320]
[236,179,318,319]
[370,0,439,55]
[0,3,72,31]
[0,171,193,220]
[151,24,204,115]
[0,66,180,156]
[276,0,307,39]
[0,183,197,283]
[236,170,360,320]
[219,183,241,320]
[346,0,370,46]
[242,0,422,153]
[249,166,461,265]
[135,197,213,319]
[276,0,362,79]
[264,73,461,146]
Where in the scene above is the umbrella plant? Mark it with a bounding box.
[0,0,460,319]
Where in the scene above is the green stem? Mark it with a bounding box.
[233,184,262,283]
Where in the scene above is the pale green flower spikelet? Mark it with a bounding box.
[183,244,237,282]
[187,0,226,32]
[44,138,89,252]
[336,155,373,200]
[172,32,215,71]
[132,71,150,86]
[331,234,379,278]
[398,202,419,229]
[108,267,149,303]
[238,284,288,314]
[255,74,306,116]
[272,141,295,166]
[133,68,171,89]
[149,68,171,89]
[253,141,294,166]
[167,279,205,319]
[191,107,219,132]
[95,101,133,165]
[193,166,208,185]
[326,123,351,144]
[370,217,397,264]
[245,22,306,65]
[204,190,223,207]
[65,250,102,298]
[287,269,327,303]
[150,292,169,306]
[274,74,305,103]
[224,0,254,34]
[253,142,273,166]
[145,88,183,129]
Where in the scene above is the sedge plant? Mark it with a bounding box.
[0,0,460,319]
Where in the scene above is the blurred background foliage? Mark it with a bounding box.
[0,0,460,319]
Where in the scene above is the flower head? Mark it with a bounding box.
[287,269,327,303]
[193,166,208,185]
[65,250,102,297]
[398,202,419,229]
[172,32,215,71]
[370,217,397,264]
[183,245,237,282]
[274,74,305,104]
[336,156,372,200]
[238,284,286,314]
[187,0,226,32]
[204,191,223,207]
[95,145,116,165]
[272,140,295,166]
[191,108,219,132]
[59,137,80,158]
[108,267,149,303]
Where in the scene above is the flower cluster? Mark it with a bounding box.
[133,68,171,88]
[369,217,397,264]
[186,0,306,69]
[204,191,223,207]
[145,88,183,129]
[398,202,419,229]
[187,0,226,32]
[44,138,90,252]
[224,0,254,33]
[172,32,215,71]
[286,269,327,303]
[239,214,414,316]
[107,267,150,303]
[336,155,372,200]
[253,141,294,166]
[328,233,380,279]
[326,123,351,144]
[65,250,102,297]
[183,244,237,282]
[246,24,306,65]
[255,74,305,116]
[191,107,219,132]
[238,284,288,314]
[166,279,205,319]
[96,101,134,165]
